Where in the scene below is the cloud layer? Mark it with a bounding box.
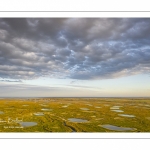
[0,18,150,80]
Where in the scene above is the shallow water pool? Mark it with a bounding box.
[62,105,68,108]
[118,114,135,118]
[19,122,37,127]
[34,112,44,116]
[111,110,124,113]
[80,108,89,111]
[68,118,88,123]
[41,108,52,111]
[110,106,122,109]
[100,124,136,131]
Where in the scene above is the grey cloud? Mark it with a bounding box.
[0,79,22,82]
[66,84,102,90]
[0,83,60,91]
[0,18,150,80]
[0,83,80,97]
[70,80,76,84]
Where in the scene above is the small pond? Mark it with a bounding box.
[111,110,124,113]
[110,106,122,109]
[100,124,136,131]
[19,122,37,127]
[118,114,135,118]
[68,118,88,123]
[33,112,44,116]
[41,108,52,111]
[80,108,89,111]
[62,105,68,108]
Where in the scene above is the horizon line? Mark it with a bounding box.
[0,96,150,98]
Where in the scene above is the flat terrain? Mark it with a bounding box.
[0,98,150,132]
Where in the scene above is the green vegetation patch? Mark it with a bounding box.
[0,98,150,132]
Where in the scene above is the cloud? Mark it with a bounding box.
[70,80,76,84]
[0,18,150,80]
[66,84,102,90]
[0,79,22,82]
[0,83,61,93]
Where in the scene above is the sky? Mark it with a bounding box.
[0,18,150,97]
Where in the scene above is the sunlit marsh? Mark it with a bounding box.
[0,97,150,132]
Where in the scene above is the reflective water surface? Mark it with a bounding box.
[80,108,89,111]
[33,112,44,116]
[111,110,124,113]
[100,124,136,131]
[68,118,88,123]
[110,106,122,109]
[62,105,68,108]
[41,108,52,111]
[19,122,37,127]
[118,114,135,117]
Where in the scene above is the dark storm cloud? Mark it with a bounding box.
[0,18,150,80]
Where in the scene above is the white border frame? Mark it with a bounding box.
[0,10,150,139]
